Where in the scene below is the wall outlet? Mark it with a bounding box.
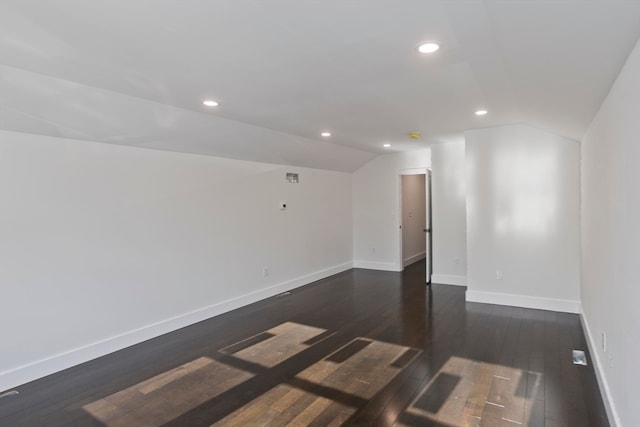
[601,331,607,352]
[453,257,460,266]
[495,270,503,280]
[263,267,269,278]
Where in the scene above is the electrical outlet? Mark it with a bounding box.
[602,331,607,352]
[496,270,503,280]
[454,257,460,266]
[263,267,269,278]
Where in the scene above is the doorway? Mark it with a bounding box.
[399,170,432,283]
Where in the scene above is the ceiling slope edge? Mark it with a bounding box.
[0,65,376,173]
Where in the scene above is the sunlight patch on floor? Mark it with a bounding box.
[213,338,420,426]
[220,321,329,367]
[406,356,542,426]
[84,357,253,426]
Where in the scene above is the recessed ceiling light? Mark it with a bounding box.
[418,42,440,54]
[383,143,391,148]
[203,100,219,107]
[475,109,488,116]
[321,132,331,137]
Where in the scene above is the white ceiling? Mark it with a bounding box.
[1,1,639,171]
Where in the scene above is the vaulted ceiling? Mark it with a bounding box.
[1,1,639,171]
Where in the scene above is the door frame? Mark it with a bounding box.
[396,168,430,273]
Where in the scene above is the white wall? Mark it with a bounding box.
[465,124,580,313]
[431,140,467,285]
[0,130,353,391]
[352,150,431,271]
[581,38,640,427]
[401,174,426,266]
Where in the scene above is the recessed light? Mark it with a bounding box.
[383,143,391,148]
[418,42,440,54]
[203,100,219,107]
[321,132,331,137]
[475,109,488,116]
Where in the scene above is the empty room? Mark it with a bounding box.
[1,1,639,426]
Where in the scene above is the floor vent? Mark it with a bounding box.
[0,390,19,399]
[572,350,587,365]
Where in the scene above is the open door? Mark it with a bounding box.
[425,170,432,284]
[398,169,431,276]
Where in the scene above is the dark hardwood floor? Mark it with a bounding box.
[0,261,609,426]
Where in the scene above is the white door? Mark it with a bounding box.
[425,170,432,283]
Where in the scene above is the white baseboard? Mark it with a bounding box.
[466,290,580,314]
[431,274,466,286]
[403,252,426,267]
[353,260,402,272]
[580,310,619,427]
[0,262,353,393]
